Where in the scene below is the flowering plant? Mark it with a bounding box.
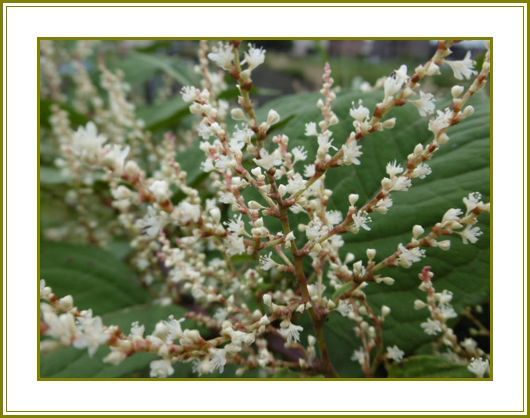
[40,40,490,379]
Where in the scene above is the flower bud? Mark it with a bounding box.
[266,109,280,126]
[412,224,425,239]
[382,118,396,129]
[463,105,475,118]
[381,305,391,318]
[451,85,464,98]
[230,108,246,121]
[348,193,359,206]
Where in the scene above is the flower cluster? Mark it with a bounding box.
[40,40,491,378]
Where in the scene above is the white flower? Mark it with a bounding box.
[42,311,77,345]
[317,131,337,155]
[253,148,282,171]
[326,210,343,225]
[342,140,363,165]
[103,348,127,366]
[384,65,408,99]
[180,86,200,103]
[149,180,171,202]
[259,252,277,271]
[72,122,107,161]
[463,192,488,213]
[226,234,246,256]
[279,320,303,345]
[304,164,316,178]
[209,348,227,373]
[467,357,489,378]
[411,91,436,117]
[439,304,457,320]
[102,144,130,173]
[285,173,306,195]
[150,359,174,378]
[351,211,371,233]
[225,214,246,235]
[291,146,308,163]
[207,42,234,70]
[397,244,425,268]
[386,345,405,362]
[153,316,185,343]
[305,122,318,137]
[421,318,442,336]
[428,108,453,136]
[386,161,404,177]
[461,338,478,353]
[351,348,366,365]
[436,289,453,305]
[412,163,432,179]
[306,217,330,241]
[446,51,477,80]
[459,225,482,244]
[392,176,412,192]
[442,208,463,223]
[243,44,266,70]
[137,207,167,237]
[73,311,108,356]
[173,201,201,224]
[350,100,370,122]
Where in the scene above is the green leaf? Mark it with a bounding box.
[331,282,354,301]
[255,88,490,375]
[41,241,148,314]
[137,95,189,131]
[40,166,68,185]
[111,52,198,86]
[387,355,473,378]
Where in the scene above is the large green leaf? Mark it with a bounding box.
[111,51,198,86]
[255,88,490,376]
[41,241,149,314]
[137,95,189,131]
[388,355,473,378]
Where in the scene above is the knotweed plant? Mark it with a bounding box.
[40,40,491,379]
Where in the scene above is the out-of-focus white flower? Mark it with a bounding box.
[243,44,266,70]
[386,345,405,362]
[467,357,489,378]
[72,122,107,161]
[150,359,174,378]
[208,42,234,70]
[446,51,477,80]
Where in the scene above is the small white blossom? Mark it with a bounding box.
[428,108,453,136]
[243,44,266,70]
[72,122,107,161]
[342,140,363,165]
[421,318,442,336]
[397,244,425,268]
[411,91,436,117]
[73,311,108,356]
[149,180,171,202]
[386,161,404,177]
[259,252,277,271]
[386,345,405,362]
[459,225,483,244]
[467,357,489,378]
[305,122,318,137]
[279,320,303,345]
[351,348,366,366]
[291,146,308,163]
[350,100,370,122]
[207,42,234,70]
[384,65,408,99]
[446,51,477,80]
[150,359,174,378]
[253,148,282,171]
